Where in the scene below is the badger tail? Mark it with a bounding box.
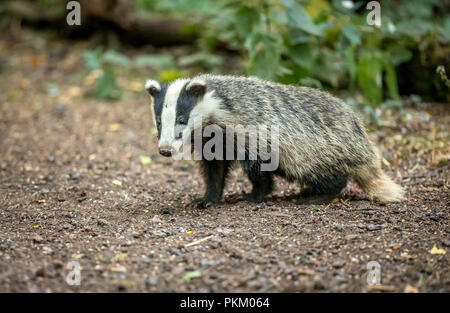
[353,161,405,203]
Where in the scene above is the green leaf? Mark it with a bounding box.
[159,69,183,82]
[135,54,174,69]
[183,270,202,282]
[342,24,361,45]
[83,49,101,70]
[235,6,260,38]
[103,50,131,67]
[345,45,357,90]
[390,47,413,66]
[281,0,324,36]
[178,52,222,68]
[287,44,314,70]
[441,16,450,42]
[299,77,323,88]
[246,33,282,81]
[139,155,152,165]
[383,57,399,99]
[95,71,117,100]
[357,52,383,106]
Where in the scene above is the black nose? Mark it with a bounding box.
[159,148,173,157]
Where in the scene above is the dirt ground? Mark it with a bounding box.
[0,32,449,293]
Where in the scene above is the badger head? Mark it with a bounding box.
[145,78,216,157]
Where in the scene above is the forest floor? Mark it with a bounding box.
[0,31,449,293]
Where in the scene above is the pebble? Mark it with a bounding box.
[332,260,346,268]
[367,224,381,231]
[161,206,174,214]
[70,172,81,180]
[147,276,158,286]
[7,238,15,249]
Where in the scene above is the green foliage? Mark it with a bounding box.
[82,49,182,99]
[194,0,448,107]
[87,0,448,107]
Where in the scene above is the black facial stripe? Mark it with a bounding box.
[153,83,169,139]
[175,83,200,129]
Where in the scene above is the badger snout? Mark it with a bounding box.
[158,146,174,157]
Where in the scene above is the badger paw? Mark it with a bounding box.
[296,195,337,206]
[185,198,215,210]
[243,192,265,203]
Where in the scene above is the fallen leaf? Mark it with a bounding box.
[32,234,43,243]
[20,78,31,89]
[183,270,202,282]
[404,284,419,293]
[401,252,414,259]
[111,252,127,262]
[111,179,122,186]
[367,284,395,292]
[297,267,315,276]
[139,155,152,165]
[430,244,446,255]
[108,123,121,132]
[111,265,127,273]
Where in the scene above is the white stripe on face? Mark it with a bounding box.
[158,79,189,150]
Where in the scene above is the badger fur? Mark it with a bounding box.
[145,74,405,206]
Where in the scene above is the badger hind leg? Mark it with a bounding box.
[353,162,405,203]
[297,173,348,205]
[241,160,274,203]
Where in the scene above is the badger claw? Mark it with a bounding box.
[185,198,214,210]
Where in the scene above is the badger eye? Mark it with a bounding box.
[177,116,187,125]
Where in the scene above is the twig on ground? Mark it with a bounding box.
[184,235,214,248]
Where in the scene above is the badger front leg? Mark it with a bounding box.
[241,160,274,203]
[186,160,230,209]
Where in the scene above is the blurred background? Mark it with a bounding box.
[0,0,448,120]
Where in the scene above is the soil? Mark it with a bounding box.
[0,31,449,293]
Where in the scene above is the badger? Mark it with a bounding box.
[145,74,404,207]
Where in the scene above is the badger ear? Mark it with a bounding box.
[186,79,206,98]
[145,79,161,97]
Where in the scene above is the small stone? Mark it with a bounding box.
[97,219,108,227]
[252,203,266,211]
[70,172,80,180]
[42,246,53,254]
[332,260,346,268]
[32,234,44,243]
[152,230,166,237]
[201,259,215,268]
[161,206,174,215]
[7,238,15,249]
[440,238,450,247]
[367,224,381,231]
[63,223,74,230]
[314,280,326,290]
[147,276,158,286]
[54,104,67,117]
